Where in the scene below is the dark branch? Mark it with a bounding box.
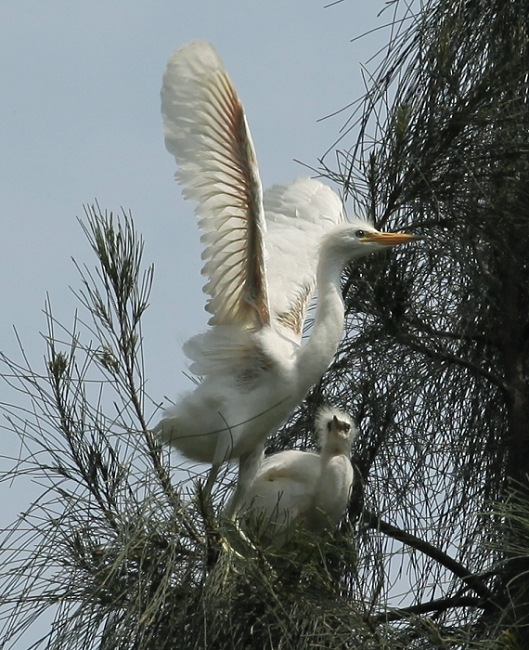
[371,595,484,624]
[362,510,495,602]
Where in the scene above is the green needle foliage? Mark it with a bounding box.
[303,0,529,646]
[0,208,366,650]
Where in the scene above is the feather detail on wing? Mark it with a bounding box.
[263,177,345,342]
[161,41,270,330]
[258,449,320,484]
[183,325,273,382]
[242,450,320,525]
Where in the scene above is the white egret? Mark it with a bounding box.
[157,41,417,494]
[234,407,356,545]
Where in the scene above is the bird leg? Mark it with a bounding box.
[225,443,265,518]
[202,425,235,502]
[204,463,220,500]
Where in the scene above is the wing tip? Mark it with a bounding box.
[165,40,224,78]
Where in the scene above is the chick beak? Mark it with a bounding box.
[333,416,349,434]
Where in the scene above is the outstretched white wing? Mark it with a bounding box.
[264,177,345,342]
[161,41,270,330]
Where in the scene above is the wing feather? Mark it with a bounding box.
[161,40,270,329]
[264,177,345,341]
[240,451,320,532]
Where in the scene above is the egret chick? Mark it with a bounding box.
[234,407,356,546]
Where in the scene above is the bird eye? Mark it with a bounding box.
[327,421,333,432]
[355,229,366,238]
[344,423,351,432]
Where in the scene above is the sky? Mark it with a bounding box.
[0,1,389,641]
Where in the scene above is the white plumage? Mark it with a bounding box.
[157,41,417,494]
[234,407,356,545]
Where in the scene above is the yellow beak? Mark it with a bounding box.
[361,231,420,246]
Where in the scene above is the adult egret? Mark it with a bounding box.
[234,407,356,545]
[157,41,416,494]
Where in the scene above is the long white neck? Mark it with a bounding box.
[321,436,351,461]
[296,252,346,393]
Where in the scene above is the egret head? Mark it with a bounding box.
[315,406,357,453]
[321,220,419,266]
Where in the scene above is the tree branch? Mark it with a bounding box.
[371,595,484,624]
[362,510,495,602]
[397,336,508,397]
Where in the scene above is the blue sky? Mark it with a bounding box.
[1,0,387,401]
[0,1,389,623]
